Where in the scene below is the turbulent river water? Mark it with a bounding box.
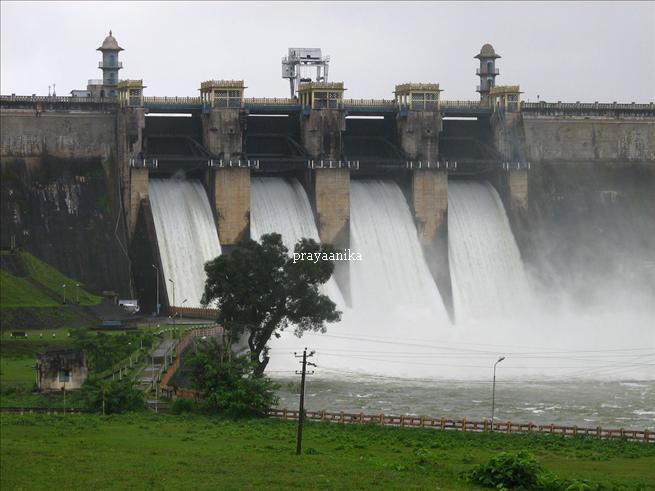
[274,377,655,429]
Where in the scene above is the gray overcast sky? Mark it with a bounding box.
[1,1,654,102]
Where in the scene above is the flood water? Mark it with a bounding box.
[274,376,655,430]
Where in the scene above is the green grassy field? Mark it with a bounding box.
[0,413,653,490]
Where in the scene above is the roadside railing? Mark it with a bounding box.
[143,96,201,105]
[343,98,395,107]
[521,101,654,111]
[269,409,653,443]
[1,95,114,104]
[244,97,297,106]
[158,325,224,396]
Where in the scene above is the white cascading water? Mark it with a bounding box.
[266,179,452,377]
[149,177,221,308]
[250,177,345,307]
[349,180,450,320]
[448,181,532,322]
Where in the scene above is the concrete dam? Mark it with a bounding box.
[1,37,654,376]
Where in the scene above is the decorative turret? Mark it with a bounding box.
[475,43,500,104]
[97,30,123,98]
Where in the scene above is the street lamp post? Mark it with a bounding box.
[75,283,80,304]
[168,278,175,310]
[491,356,506,432]
[152,264,160,316]
[62,284,66,304]
[180,298,188,323]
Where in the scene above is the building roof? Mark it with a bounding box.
[97,30,124,52]
[394,83,442,94]
[475,43,500,59]
[297,81,345,92]
[490,85,522,95]
[200,80,246,91]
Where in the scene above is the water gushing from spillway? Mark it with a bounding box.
[266,178,652,381]
[349,180,450,320]
[266,179,452,376]
[149,177,221,308]
[250,177,345,307]
[448,181,532,322]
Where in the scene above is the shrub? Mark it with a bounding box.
[170,397,196,415]
[186,339,279,419]
[467,450,544,489]
[80,377,144,414]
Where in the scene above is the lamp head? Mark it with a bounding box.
[498,356,506,363]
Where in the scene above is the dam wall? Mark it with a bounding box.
[0,109,115,159]
[2,92,654,311]
[0,108,133,296]
[522,117,655,162]
[503,112,655,308]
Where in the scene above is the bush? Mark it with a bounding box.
[468,450,544,489]
[80,377,144,414]
[186,339,279,419]
[170,397,196,415]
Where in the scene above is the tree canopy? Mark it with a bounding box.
[202,233,341,375]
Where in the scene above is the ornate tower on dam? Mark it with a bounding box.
[97,30,123,97]
[475,43,500,104]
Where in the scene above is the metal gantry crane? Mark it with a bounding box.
[282,48,330,98]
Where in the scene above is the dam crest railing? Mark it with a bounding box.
[2,94,653,117]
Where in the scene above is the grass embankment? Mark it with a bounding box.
[19,252,102,306]
[0,271,59,308]
[0,414,653,490]
[1,251,101,331]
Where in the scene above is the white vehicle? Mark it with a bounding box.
[118,299,140,314]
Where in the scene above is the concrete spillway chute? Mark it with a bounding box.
[282,48,330,98]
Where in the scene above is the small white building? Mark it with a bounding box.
[36,349,88,391]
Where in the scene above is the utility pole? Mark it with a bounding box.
[295,348,315,455]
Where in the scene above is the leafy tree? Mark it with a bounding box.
[80,377,144,414]
[202,233,341,375]
[186,337,278,418]
[72,331,151,373]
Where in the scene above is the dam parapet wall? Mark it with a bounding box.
[522,116,655,163]
[0,108,116,160]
